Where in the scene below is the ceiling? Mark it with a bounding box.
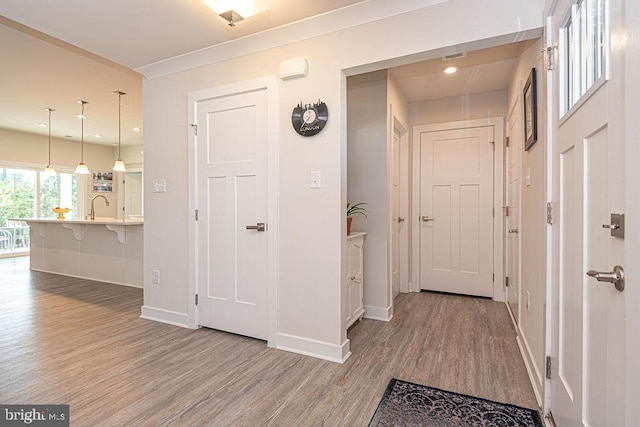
[0,1,533,148]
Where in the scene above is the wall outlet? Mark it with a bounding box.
[526,291,531,312]
[152,269,160,284]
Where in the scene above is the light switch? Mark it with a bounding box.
[152,179,166,193]
[310,171,321,189]
[525,168,531,187]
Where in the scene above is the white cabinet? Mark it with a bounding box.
[346,232,366,329]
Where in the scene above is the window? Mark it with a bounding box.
[0,166,83,256]
[561,0,605,113]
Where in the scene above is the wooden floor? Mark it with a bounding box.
[0,256,539,426]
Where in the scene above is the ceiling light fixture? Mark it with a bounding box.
[75,100,90,175]
[220,9,244,26]
[113,91,126,172]
[43,108,56,176]
[38,122,48,128]
[443,66,459,75]
[202,1,269,25]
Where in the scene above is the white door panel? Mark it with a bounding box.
[419,126,494,297]
[506,111,520,323]
[196,88,268,340]
[391,129,400,297]
[548,0,626,424]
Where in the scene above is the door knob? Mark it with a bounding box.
[398,217,405,223]
[586,265,624,292]
[420,216,434,222]
[508,228,519,234]
[246,222,266,232]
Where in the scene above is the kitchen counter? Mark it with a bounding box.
[19,217,143,287]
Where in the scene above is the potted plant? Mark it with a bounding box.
[347,202,367,235]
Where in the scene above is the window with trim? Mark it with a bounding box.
[0,166,83,256]
[561,0,605,114]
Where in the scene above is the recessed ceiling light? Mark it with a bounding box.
[38,123,48,127]
[443,66,458,74]
[133,127,141,132]
[94,134,102,138]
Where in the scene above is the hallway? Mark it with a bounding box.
[0,257,538,425]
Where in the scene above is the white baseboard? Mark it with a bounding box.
[364,304,393,321]
[276,333,351,363]
[140,305,190,328]
[517,329,544,407]
[30,268,142,288]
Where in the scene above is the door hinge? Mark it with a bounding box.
[492,273,495,283]
[505,276,510,287]
[195,209,199,221]
[546,202,554,225]
[545,46,556,71]
[505,206,510,217]
[195,294,199,306]
[506,136,510,147]
[546,355,552,379]
[190,123,198,135]
[493,207,495,217]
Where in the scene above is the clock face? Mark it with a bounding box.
[292,101,328,136]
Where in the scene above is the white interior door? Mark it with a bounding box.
[391,128,401,298]
[505,110,521,323]
[418,125,494,297]
[124,171,143,218]
[196,87,268,340]
[549,0,626,424]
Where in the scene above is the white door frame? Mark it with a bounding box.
[411,117,504,300]
[505,100,523,326]
[389,108,410,300]
[186,75,279,347]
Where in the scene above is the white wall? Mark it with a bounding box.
[507,39,546,403]
[0,128,120,218]
[409,91,508,125]
[141,0,543,359]
[347,71,389,317]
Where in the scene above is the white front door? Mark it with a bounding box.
[505,109,521,323]
[418,124,494,297]
[548,0,626,424]
[195,86,269,340]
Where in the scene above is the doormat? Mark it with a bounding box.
[369,378,543,427]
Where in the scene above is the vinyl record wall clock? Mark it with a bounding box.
[292,100,328,136]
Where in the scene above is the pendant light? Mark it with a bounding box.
[43,108,56,175]
[75,100,90,174]
[113,90,126,172]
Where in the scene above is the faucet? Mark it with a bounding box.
[90,195,110,220]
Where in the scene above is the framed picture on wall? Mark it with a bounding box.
[523,67,537,151]
[92,171,113,192]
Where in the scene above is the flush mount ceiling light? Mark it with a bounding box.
[75,100,90,175]
[43,108,56,175]
[443,65,459,75]
[113,91,126,172]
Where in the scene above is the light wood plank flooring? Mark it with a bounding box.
[0,256,539,426]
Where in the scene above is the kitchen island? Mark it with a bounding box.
[20,218,143,287]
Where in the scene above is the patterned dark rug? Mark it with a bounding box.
[369,378,544,427]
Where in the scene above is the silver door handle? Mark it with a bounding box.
[246,222,266,232]
[508,228,519,234]
[586,265,624,292]
[398,217,405,223]
[420,216,434,222]
[602,224,620,230]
